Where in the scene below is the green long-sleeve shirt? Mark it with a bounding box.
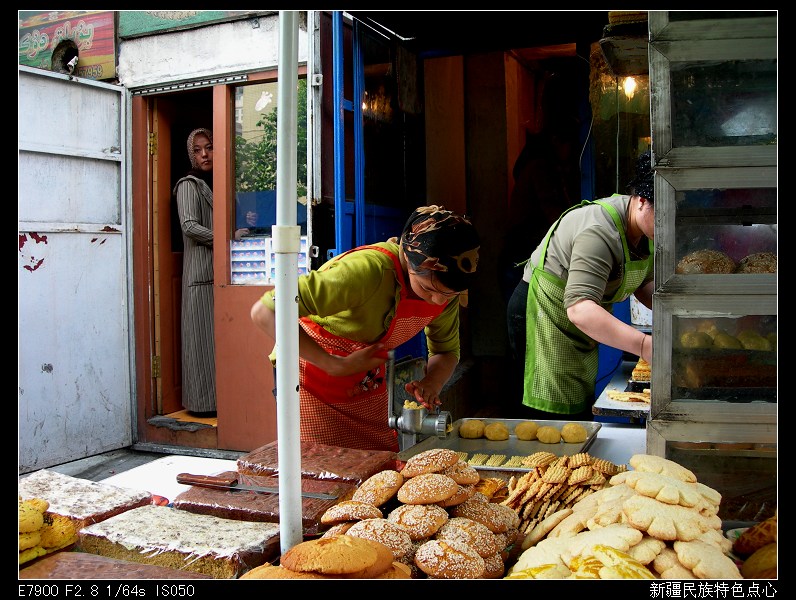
[259,241,462,363]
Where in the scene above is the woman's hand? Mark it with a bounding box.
[324,343,387,377]
[405,352,458,411]
[404,379,443,412]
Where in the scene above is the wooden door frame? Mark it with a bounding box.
[131,93,218,449]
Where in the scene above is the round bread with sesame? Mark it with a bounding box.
[352,470,404,507]
[320,500,383,525]
[397,473,458,505]
[387,504,449,540]
[414,538,485,579]
[400,448,460,478]
[346,518,413,561]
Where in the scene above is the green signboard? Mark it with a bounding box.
[117,10,271,39]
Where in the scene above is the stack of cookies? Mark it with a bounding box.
[506,454,742,579]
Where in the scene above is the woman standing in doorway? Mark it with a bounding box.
[173,128,216,414]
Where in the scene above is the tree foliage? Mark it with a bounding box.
[235,78,307,198]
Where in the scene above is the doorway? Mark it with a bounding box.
[132,88,219,449]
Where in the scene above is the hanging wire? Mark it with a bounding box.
[615,75,620,192]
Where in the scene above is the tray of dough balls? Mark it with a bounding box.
[398,418,600,472]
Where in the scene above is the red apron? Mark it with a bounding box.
[298,246,446,452]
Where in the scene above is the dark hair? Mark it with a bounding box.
[626,151,654,203]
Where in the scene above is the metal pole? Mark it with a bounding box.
[274,10,303,553]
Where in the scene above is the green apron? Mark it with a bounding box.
[523,199,653,415]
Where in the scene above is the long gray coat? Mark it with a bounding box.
[174,175,216,412]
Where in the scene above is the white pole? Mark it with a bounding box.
[274,10,303,553]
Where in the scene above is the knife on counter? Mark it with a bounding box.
[176,472,338,500]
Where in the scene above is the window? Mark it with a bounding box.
[230,78,309,284]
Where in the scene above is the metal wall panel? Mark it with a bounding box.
[18,66,130,473]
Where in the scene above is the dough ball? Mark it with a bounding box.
[736,330,773,351]
[680,331,713,349]
[536,425,561,444]
[712,331,742,350]
[459,419,486,439]
[560,422,588,444]
[484,422,510,441]
[514,421,539,441]
[766,332,776,349]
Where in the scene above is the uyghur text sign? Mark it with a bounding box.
[18,10,117,80]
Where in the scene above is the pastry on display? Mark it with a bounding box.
[676,249,735,274]
[736,251,776,273]
[631,358,651,382]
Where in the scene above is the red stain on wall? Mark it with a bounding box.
[19,232,49,272]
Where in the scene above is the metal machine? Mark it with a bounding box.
[386,351,452,450]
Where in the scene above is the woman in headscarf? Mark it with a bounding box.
[173,127,216,414]
[251,205,480,452]
[507,151,656,420]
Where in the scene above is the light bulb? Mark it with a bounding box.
[623,77,637,100]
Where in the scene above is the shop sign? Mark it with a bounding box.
[117,10,271,39]
[18,10,116,80]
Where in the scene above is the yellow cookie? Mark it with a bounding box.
[19,502,45,534]
[622,494,721,542]
[19,545,47,565]
[629,454,697,483]
[673,539,742,579]
[23,497,50,513]
[514,421,538,441]
[19,530,41,551]
[610,471,704,508]
[536,426,561,444]
[39,513,78,549]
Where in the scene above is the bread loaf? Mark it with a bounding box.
[676,250,735,274]
[736,252,776,274]
[77,505,280,579]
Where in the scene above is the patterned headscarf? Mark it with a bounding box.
[400,205,480,292]
[626,150,654,203]
[187,128,213,169]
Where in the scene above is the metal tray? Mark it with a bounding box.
[397,418,601,472]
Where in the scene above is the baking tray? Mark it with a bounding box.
[626,380,650,392]
[397,418,600,472]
